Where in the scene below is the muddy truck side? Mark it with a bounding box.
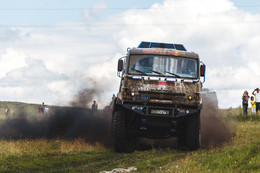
[112,41,206,152]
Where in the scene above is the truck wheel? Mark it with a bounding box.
[112,110,133,152]
[177,121,187,148]
[186,113,201,150]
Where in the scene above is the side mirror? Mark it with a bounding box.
[200,64,206,77]
[118,59,124,72]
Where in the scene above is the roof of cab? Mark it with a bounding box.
[138,41,187,51]
[128,41,199,59]
[129,48,199,59]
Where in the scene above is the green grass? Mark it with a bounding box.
[0,140,182,173]
[0,102,259,172]
[164,119,260,173]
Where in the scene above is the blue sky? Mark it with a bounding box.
[1,0,259,26]
[0,0,161,26]
[231,0,260,13]
[0,0,260,108]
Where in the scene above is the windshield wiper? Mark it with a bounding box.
[164,71,182,78]
[131,68,148,76]
[144,68,166,76]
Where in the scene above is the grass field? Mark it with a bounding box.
[0,101,259,172]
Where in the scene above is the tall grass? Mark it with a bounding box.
[0,138,104,155]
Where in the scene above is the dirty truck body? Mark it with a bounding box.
[113,42,206,152]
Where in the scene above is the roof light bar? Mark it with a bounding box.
[138,41,186,51]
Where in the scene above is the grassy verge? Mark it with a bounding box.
[0,139,184,173]
[163,118,260,173]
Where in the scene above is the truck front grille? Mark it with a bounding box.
[138,91,186,102]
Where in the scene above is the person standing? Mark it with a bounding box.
[242,90,249,115]
[91,100,98,113]
[250,96,256,115]
[252,88,260,115]
[110,94,116,110]
[41,102,46,114]
[38,105,42,114]
[44,105,49,114]
[5,105,9,118]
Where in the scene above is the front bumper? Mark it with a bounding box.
[122,103,200,118]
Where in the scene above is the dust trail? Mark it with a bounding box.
[0,88,234,149]
[0,107,112,145]
[69,88,97,108]
[0,86,112,146]
[201,99,235,148]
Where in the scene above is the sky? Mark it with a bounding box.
[0,0,260,108]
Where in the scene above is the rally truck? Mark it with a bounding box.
[112,41,206,152]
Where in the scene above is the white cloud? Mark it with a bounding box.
[0,0,259,108]
[0,48,27,78]
[0,26,20,41]
[83,1,107,24]
[0,58,67,87]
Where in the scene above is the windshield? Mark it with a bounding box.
[128,55,198,78]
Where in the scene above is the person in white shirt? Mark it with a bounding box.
[252,88,260,115]
[44,106,49,114]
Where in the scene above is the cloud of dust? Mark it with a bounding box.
[0,74,116,147]
[69,88,97,108]
[0,86,113,146]
[0,88,234,149]
[0,107,112,145]
[201,99,235,148]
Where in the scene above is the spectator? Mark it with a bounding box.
[242,90,249,115]
[41,102,46,114]
[250,96,256,115]
[44,105,49,114]
[38,105,42,114]
[252,88,260,115]
[91,100,98,113]
[110,94,116,110]
[5,105,9,118]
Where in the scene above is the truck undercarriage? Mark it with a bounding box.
[113,99,201,152]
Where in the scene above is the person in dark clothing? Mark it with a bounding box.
[242,90,249,116]
[41,102,46,114]
[110,94,116,110]
[91,100,98,113]
[38,105,42,114]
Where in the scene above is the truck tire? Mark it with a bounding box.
[177,121,186,148]
[186,113,201,150]
[112,110,133,152]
